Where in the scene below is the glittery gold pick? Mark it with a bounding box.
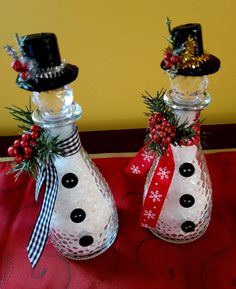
[180,36,209,69]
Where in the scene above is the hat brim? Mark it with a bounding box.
[161,54,220,76]
[16,64,79,92]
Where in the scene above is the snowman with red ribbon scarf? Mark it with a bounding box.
[126,19,220,243]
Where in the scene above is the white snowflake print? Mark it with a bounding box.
[157,166,170,180]
[149,190,162,202]
[140,222,149,228]
[144,210,156,219]
[130,165,141,174]
[141,150,154,163]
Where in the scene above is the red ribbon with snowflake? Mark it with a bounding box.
[139,145,175,228]
[124,144,156,184]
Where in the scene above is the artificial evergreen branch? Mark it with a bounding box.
[142,89,176,123]
[5,104,33,131]
[6,104,62,179]
[166,17,172,38]
[143,90,200,156]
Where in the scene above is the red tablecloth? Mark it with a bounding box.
[0,152,236,289]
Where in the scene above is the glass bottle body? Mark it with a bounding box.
[48,128,118,259]
[32,86,118,259]
[145,76,213,243]
[146,141,212,243]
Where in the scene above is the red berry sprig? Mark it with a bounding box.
[4,44,30,80]
[7,124,41,163]
[11,59,29,80]
[11,59,22,72]
[148,113,176,148]
[163,51,181,70]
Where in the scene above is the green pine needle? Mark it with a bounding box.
[5,104,34,131]
[142,89,176,125]
[6,104,63,179]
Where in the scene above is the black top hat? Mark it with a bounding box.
[160,23,220,77]
[6,33,78,92]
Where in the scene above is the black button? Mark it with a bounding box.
[179,194,195,208]
[70,208,86,223]
[179,163,195,177]
[61,173,78,188]
[79,235,94,247]
[181,221,196,233]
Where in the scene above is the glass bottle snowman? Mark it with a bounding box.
[140,22,220,243]
[5,33,118,267]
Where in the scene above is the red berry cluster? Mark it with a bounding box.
[163,51,181,69]
[148,113,176,147]
[11,59,29,80]
[8,125,41,163]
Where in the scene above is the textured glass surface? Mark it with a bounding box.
[148,76,213,243]
[145,144,212,243]
[32,85,73,118]
[170,75,208,105]
[49,147,118,259]
[32,84,118,259]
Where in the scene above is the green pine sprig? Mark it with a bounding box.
[5,101,33,132]
[147,137,167,157]
[142,89,176,124]
[142,89,200,156]
[175,120,197,144]
[8,154,39,179]
[6,103,62,179]
[35,130,62,165]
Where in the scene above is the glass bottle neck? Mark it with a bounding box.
[48,122,78,140]
[174,110,200,126]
